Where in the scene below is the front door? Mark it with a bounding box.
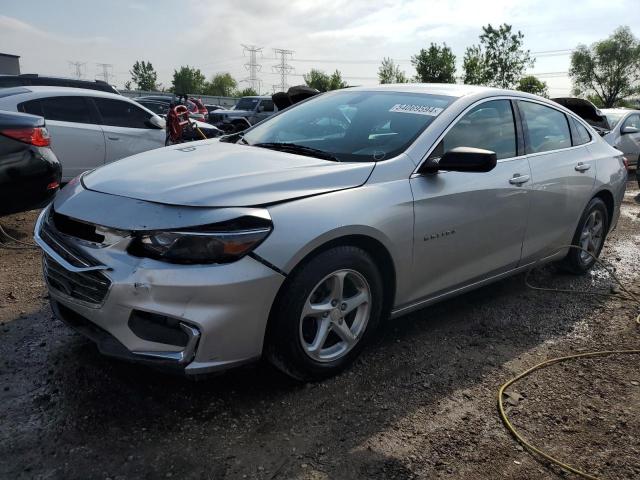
[92,97,165,164]
[410,99,531,302]
[618,113,640,167]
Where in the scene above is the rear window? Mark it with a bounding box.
[519,101,571,153]
[20,96,93,124]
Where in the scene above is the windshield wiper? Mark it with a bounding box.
[254,142,340,162]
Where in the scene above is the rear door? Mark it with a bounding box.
[517,100,596,264]
[19,96,105,181]
[617,113,640,167]
[410,99,531,300]
[92,97,165,163]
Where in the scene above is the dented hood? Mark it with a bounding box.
[82,140,374,207]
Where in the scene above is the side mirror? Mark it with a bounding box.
[621,125,639,135]
[146,115,165,129]
[419,147,497,174]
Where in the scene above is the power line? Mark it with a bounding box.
[68,61,86,79]
[96,63,114,84]
[241,44,263,93]
[272,48,294,92]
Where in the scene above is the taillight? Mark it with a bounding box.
[46,181,59,190]
[622,156,629,169]
[0,126,50,147]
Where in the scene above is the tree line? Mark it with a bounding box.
[124,25,639,107]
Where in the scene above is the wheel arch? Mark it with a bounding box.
[263,233,397,346]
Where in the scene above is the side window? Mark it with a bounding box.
[570,117,592,146]
[430,99,517,160]
[37,96,93,124]
[19,99,44,116]
[519,101,571,153]
[94,98,152,128]
[622,114,640,130]
[260,100,274,112]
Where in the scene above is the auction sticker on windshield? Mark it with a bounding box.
[389,104,444,116]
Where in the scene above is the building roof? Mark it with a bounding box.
[0,53,20,59]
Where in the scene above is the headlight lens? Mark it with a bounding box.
[128,221,272,264]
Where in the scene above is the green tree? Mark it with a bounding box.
[303,69,348,91]
[570,26,640,108]
[516,75,548,97]
[378,57,408,84]
[462,23,533,89]
[411,44,456,83]
[171,66,206,94]
[235,87,259,97]
[205,73,238,96]
[129,60,158,91]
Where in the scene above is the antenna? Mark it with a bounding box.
[272,48,294,93]
[68,61,87,79]
[241,44,263,93]
[96,63,114,84]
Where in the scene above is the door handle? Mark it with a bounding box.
[107,136,120,141]
[509,174,530,185]
[575,162,591,172]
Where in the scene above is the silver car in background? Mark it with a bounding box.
[35,84,627,381]
[601,108,640,169]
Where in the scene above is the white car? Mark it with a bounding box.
[0,86,166,181]
[601,108,640,169]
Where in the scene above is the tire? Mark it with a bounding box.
[561,197,609,275]
[265,246,384,381]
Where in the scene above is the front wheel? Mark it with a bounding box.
[265,246,384,381]
[561,197,609,275]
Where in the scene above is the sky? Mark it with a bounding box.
[1,0,638,96]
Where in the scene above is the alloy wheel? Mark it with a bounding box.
[579,210,604,264]
[299,269,371,362]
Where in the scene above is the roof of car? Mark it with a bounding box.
[346,83,509,98]
[0,85,129,99]
[601,108,639,114]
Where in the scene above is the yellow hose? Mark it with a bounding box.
[498,245,640,479]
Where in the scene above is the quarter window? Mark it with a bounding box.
[20,96,93,124]
[429,100,517,161]
[94,98,152,128]
[519,101,571,153]
[570,117,592,146]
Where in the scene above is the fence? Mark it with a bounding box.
[120,90,239,108]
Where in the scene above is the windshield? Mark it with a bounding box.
[242,91,454,162]
[604,112,627,128]
[235,98,260,111]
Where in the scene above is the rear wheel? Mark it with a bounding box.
[265,246,383,381]
[561,197,609,275]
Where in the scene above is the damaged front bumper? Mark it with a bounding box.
[34,206,286,375]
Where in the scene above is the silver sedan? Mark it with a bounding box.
[35,84,627,380]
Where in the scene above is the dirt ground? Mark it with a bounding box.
[0,181,639,480]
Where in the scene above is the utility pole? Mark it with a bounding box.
[272,48,294,93]
[241,44,263,93]
[96,63,114,84]
[68,61,86,79]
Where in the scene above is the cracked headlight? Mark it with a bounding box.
[128,218,272,264]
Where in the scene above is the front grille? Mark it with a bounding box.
[39,210,112,306]
[43,254,111,306]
